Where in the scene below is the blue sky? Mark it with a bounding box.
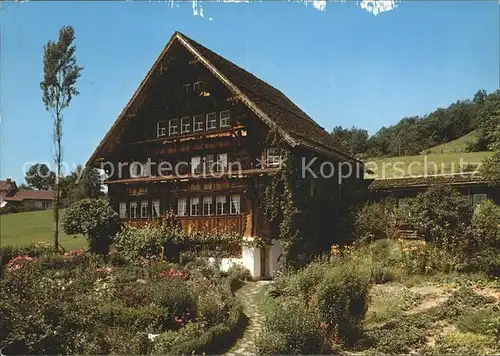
[1,1,499,183]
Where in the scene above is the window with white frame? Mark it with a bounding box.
[216,153,228,172]
[190,197,200,216]
[182,83,190,92]
[157,121,167,137]
[177,197,187,216]
[130,162,145,178]
[266,148,282,167]
[216,196,227,215]
[472,193,487,206]
[169,119,178,136]
[193,114,204,132]
[220,110,231,128]
[206,112,217,130]
[152,199,160,218]
[130,201,138,219]
[181,117,191,134]
[204,154,215,173]
[230,195,241,214]
[203,196,213,215]
[119,202,127,219]
[141,201,149,218]
[191,156,202,174]
[193,81,203,92]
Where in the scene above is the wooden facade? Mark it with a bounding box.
[87,32,361,250]
[368,173,500,207]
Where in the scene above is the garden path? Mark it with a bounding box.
[225,281,270,356]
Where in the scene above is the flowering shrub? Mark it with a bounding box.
[0,252,240,355]
[6,255,36,272]
[159,269,188,279]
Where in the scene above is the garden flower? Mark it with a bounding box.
[159,269,188,279]
[7,255,36,272]
[63,249,85,260]
[174,316,185,324]
[96,266,114,274]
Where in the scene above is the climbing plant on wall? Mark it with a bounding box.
[260,128,366,269]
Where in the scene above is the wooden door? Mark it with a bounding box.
[260,245,271,279]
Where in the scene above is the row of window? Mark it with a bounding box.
[191,153,227,174]
[119,200,161,219]
[178,195,241,216]
[157,110,231,137]
[128,149,281,178]
[398,193,488,211]
[118,195,242,219]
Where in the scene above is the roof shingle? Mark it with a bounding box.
[4,190,54,202]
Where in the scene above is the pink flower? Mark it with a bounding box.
[159,269,188,279]
[174,316,185,324]
[320,322,329,329]
[7,255,36,272]
[63,249,85,260]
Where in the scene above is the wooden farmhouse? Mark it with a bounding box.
[87,32,362,278]
[368,173,500,208]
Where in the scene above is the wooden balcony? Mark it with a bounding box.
[179,215,244,235]
[124,214,245,235]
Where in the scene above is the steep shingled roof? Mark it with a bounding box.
[87,32,357,166]
[177,33,352,160]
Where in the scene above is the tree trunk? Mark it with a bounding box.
[53,122,61,251]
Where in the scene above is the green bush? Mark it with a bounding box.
[113,224,167,262]
[152,300,244,355]
[472,199,500,239]
[1,248,239,355]
[439,287,495,320]
[370,262,397,284]
[256,297,323,354]
[225,263,251,292]
[408,185,473,247]
[62,198,120,254]
[149,278,197,328]
[355,200,397,242]
[317,264,370,344]
[0,241,53,268]
[456,306,500,337]
[430,332,497,355]
[270,261,328,300]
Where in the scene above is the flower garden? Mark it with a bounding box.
[0,244,247,355]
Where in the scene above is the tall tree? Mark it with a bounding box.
[24,163,56,190]
[60,166,104,206]
[40,26,83,251]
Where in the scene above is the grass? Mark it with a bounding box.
[364,151,493,179]
[0,210,87,250]
[422,131,479,154]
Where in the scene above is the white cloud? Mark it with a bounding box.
[359,0,399,16]
[189,0,400,19]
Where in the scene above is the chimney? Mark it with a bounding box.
[6,178,11,184]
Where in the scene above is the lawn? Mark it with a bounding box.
[422,130,479,154]
[0,210,87,250]
[364,151,493,179]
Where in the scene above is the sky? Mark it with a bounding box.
[1,0,499,183]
